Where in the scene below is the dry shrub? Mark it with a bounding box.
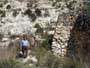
[0,59,26,68]
[0,46,16,60]
[0,40,20,60]
[34,47,62,68]
[34,46,88,68]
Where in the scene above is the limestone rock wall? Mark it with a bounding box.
[52,0,83,56]
[0,0,89,59]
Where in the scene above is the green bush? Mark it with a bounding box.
[9,35,18,39]
[41,40,49,49]
[35,8,41,16]
[0,33,4,41]
[0,4,3,7]
[24,9,32,16]
[12,10,19,17]
[6,5,11,9]
[0,10,6,17]
[41,35,53,50]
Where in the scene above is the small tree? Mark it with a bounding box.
[35,8,42,16]
[12,10,19,17]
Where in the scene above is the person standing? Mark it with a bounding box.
[20,35,30,58]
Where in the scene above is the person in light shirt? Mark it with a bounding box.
[20,35,30,58]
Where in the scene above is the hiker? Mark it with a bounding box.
[20,35,30,58]
[31,37,37,47]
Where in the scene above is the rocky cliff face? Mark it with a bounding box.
[51,0,83,56]
[0,0,89,59]
[0,0,58,35]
